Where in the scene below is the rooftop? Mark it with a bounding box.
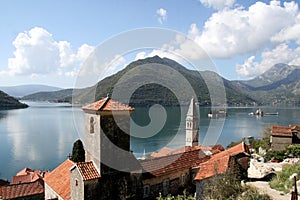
[141,147,214,177]
[75,162,101,181]
[44,159,75,200]
[12,168,49,184]
[0,179,44,199]
[82,97,134,112]
[271,125,293,137]
[150,145,224,158]
[194,142,249,181]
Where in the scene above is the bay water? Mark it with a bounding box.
[0,101,299,181]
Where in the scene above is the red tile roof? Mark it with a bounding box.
[271,126,293,137]
[194,142,249,181]
[82,97,134,112]
[141,148,211,177]
[194,155,231,181]
[150,145,224,158]
[0,179,44,199]
[44,159,75,200]
[75,162,101,181]
[12,168,50,184]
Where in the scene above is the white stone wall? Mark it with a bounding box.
[85,113,101,172]
[45,183,64,200]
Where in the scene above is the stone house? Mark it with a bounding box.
[194,142,250,199]
[270,125,300,151]
[140,145,223,199]
[70,161,100,200]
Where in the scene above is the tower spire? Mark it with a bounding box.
[186,98,199,147]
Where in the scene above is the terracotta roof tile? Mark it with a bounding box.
[150,145,224,158]
[194,155,231,181]
[141,148,211,177]
[12,168,49,184]
[0,179,44,199]
[271,126,293,137]
[82,97,134,112]
[44,159,75,200]
[76,162,101,181]
[194,142,249,181]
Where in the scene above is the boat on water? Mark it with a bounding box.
[248,109,278,116]
[208,110,227,118]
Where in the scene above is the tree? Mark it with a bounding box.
[71,139,85,162]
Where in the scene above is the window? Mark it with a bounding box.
[75,179,78,186]
[163,179,169,190]
[90,117,95,133]
[143,185,150,198]
[181,174,186,185]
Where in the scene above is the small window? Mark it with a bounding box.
[143,185,150,198]
[75,179,78,186]
[163,179,169,190]
[181,174,186,185]
[90,117,95,133]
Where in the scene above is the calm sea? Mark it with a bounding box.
[0,101,299,181]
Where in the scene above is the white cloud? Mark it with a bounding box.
[199,0,236,10]
[156,8,167,24]
[192,1,298,59]
[135,51,147,60]
[1,27,94,78]
[236,43,300,78]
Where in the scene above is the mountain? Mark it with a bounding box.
[0,84,62,97]
[0,90,28,109]
[235,64,300,105]
[23,56,255,106]
[22,89,73,102]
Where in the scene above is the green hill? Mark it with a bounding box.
[22,56,257,106]
[0,90,28,109]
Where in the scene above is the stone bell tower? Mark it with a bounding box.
[186,98,199,147]
[82,97,134,174]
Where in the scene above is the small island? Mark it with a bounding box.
[0,90,28,109]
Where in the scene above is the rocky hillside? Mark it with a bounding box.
[0,90,28,109]
[235,64,300,105]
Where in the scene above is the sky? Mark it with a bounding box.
[1,0,300,88]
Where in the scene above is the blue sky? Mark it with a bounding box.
[1,0,300,88]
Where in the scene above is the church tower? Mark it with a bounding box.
[82,97,134,174]
[186,98,199,147]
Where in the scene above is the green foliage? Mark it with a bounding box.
[265,150,287,162]
[285,145,300,157]
[71,139,85,162]
[269,162,300,193]
[0,90,28,109]
[249,126,271,154]
[156,191,195,200]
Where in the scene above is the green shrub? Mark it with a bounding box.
[269,162,300,193]
[265,150,287,162]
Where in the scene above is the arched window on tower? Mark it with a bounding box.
[90,117,95,133]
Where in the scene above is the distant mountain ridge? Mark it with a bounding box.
[0,84,62,97]
[235,64,300,105]
[0,90,28,109]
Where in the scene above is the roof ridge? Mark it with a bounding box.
[99,97,110,111]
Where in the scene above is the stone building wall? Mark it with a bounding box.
[271,136,292,151]
[44,183,63,200]
[143,169,191,198]
[70,168,84,200]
